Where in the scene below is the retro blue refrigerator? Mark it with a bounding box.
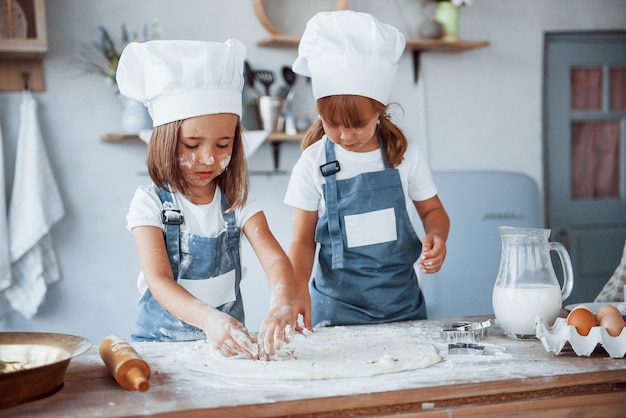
[417,171,542,319]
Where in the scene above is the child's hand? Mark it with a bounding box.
[202,309,259,359]
[257,301,296,359]
[294,282,313,333]
[418,233,447,274]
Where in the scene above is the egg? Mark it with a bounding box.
[596,304,623,323]
[599,313,625,337]
[566,305,596,336]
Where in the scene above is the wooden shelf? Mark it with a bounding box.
[101,132,304,143]
[406,38,490,52]
[257,35,302,49]
[101,134,143,142]
[0,0,48,59]
[0,0,48,91]
[258,35,489,52]
[266,132,304,142]
[102,131,302,175]
[257,35,490,82]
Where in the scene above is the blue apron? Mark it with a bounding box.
[132,187,244,341]
[311,137,427,326]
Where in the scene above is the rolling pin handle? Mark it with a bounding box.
[127,366,150,392]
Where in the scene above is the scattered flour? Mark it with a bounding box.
[187,325,441,380]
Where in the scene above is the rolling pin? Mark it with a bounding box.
[99,335,151,392]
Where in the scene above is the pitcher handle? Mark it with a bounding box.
[549,242,574,301]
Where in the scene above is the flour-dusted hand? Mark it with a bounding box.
[242,211,299,359]
[414,195,449,275]
[257,299,296,359]
[203,308,259,359]
[418,233,447,274]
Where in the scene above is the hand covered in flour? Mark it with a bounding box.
[202,308,259,359]
[257,299,296,359]
[418,233,447,274]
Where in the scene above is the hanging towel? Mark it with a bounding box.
[2,91,65,319]
[0,120,11,291]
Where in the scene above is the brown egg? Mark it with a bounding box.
[567,305,596,336]
[599,313,625,337]
[596,304,623,323]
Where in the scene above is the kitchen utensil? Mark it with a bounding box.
[492,226,574,339]
[0,332,91,409]
[243,60,262,97]
[276,85,290,99]
[440,319,493,343]
[257,96,284,132]
[282,66,296,89]
[99,335,150,392]
[254,69,275,96]
[282,66,298,103]
[447,343,485,355]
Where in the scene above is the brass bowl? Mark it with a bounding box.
[0,332,91,409]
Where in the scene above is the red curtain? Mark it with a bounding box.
[571,121,620,199]
[571,67,602,110]
[611,67,626,110]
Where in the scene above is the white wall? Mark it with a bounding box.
[1,0,625,344]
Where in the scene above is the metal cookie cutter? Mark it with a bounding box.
[448,342,485,355]
[440,319,495,345]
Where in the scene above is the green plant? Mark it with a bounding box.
[75,20,161,89]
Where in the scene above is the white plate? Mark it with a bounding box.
[565,302,626,315]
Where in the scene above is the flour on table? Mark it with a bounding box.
[193,325,441,380]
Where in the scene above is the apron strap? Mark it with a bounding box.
[220,189,237,232]
[156,186,182,280]
[321,138,345,269]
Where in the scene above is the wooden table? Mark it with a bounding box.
[2,317,625,417]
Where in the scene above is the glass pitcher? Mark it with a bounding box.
[492,226,574,339]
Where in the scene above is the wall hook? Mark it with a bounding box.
[21,71,30,91]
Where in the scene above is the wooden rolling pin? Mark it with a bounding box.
[99,335,151,392]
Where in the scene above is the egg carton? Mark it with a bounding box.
[535,317,626,358]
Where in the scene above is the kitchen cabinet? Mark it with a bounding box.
[0,0,47,91]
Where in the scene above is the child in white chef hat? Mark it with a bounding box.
[284,11,450,330]
[117,39,296,359]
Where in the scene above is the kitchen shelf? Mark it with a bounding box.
[101,134,144,142]
[102,131,303,175]
[102,132,304,143]
[258,35,489,52]
[257,35,490,82]
[0,0,48,91]
[266,132,304,142]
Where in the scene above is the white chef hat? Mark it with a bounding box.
[292,10,405,105]
[116,39,245,127]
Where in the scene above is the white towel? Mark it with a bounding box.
[2,91,65,319]
[0,120,11,291]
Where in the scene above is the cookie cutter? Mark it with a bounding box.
[440,319,494,344]
[448,342,485,355]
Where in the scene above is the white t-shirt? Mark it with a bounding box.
[283,136,437,231]
[126,184,261,294]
